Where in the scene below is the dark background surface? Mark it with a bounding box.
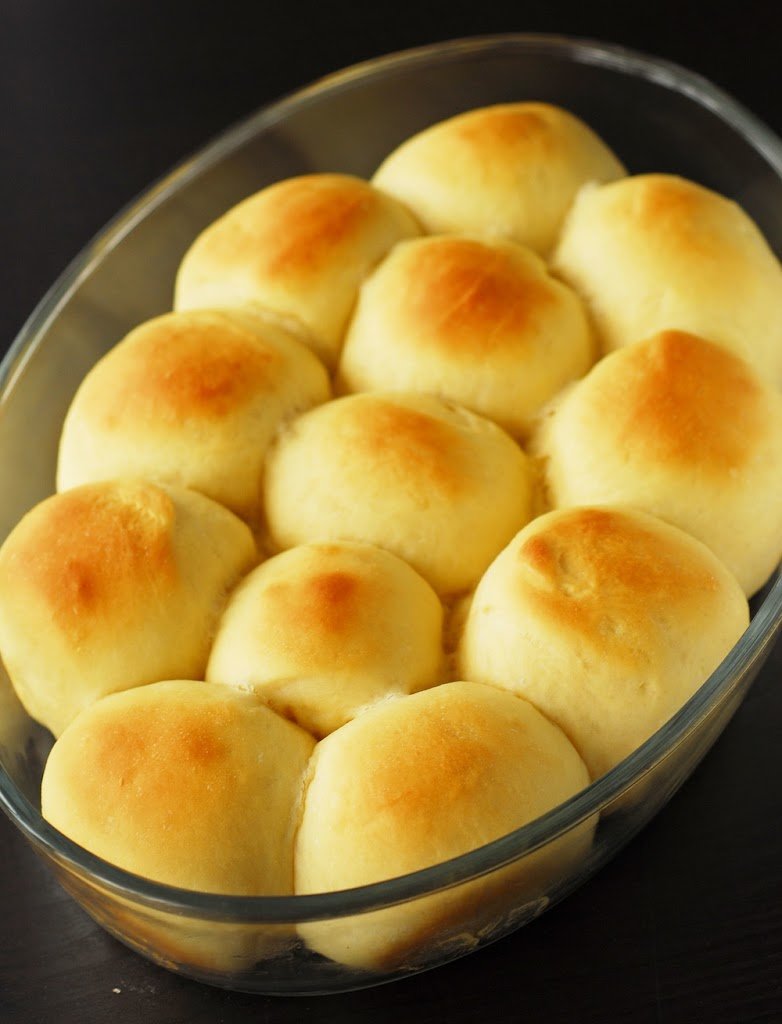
[2,3,782,1022]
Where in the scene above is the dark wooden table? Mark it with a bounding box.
[2,4,782,1022]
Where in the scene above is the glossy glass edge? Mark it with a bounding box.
[1,32,782,924]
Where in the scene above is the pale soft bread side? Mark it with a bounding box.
[174,174,420,367]
[458,506,749,780]
[41,681,315,894]
[57,309,330,523]
[295,680,592,970]
[338,235,594,438]
[552,174,782,385]
[0,480,257,736]
[262,392,536,595]
[530,330,782,596]
[78,895,297,975]
[372,102,625,255]
[207,541,444,737]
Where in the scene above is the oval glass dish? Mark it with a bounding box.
[1,33,782,996]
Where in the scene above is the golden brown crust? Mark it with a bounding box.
[273,568,362,646]
[258,563,397,671]
[552,174,782,384]
[56,310,330,521]
[263,392,536,595]
[453,104,563,153]
[0,480,257,735]
[342,396,469,498]
[338,235,594,437]
[586,330,763,473]
[41,681,316,895]
[174,174,421,366]
[458,506,749,778]
[206,541,444,737]
[372,102,625,254]
[82,695,238,814]
[530,330,782,595]
[377,236,555,356]
[349,692,510,821]
[4,481,177,644]
[197,176,377,284]
[82,312,284,424]
[295,680,592,968]
[515,506,721,666]
[297,680,587,875]
[608,174,743,259]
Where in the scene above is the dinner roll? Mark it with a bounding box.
[263,392,536,595]
[338,235,594,437]
[372,102,625,255]
[57,309,330,523]
[0,480,256,736]
[552,174,782,384]
[295,680,592,970]
[42,681,315,894]
[174,173,421,367]
[531,330,782,596]
[207,541,444,737]
[458,507,749,780]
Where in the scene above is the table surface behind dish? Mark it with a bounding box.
[2,4,782,1022]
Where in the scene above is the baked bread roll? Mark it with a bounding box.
[207,541,444,737]
[295,680,592,970]
[531,330,782,596]
[338,234,594,437]
[552,174,782,385]
[263,392,536,595]
[0,480,256,736]
[174,173,421,367]
[41,681,315,894]
[57,309,330,523]
[372,102,625,255]
[458,506,749,780]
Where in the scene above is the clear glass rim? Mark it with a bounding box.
[2,32,782,925]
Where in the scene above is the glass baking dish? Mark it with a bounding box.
[1,33,781,995]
